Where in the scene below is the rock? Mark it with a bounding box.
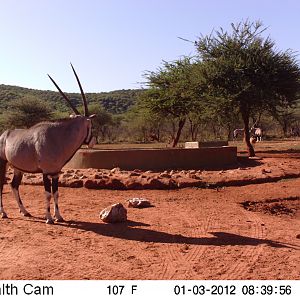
[111,167,121,173]
[143,177,175,189]
[129,172,141,177]
[124,178,143,190]
[106,178,126,189]
[172,174,181,179]
[94,174,102,179]
[84,179,107,189]
[59,179,83,188]
[177,178,203,188]
[159,172,171,178]
[100,203,127,223]
[189,174,201,179]
[62,173,73,178]
[261,168,272,174]
[127,198,152,208]
[68,180,84,188]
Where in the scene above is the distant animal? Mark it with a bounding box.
[0,64,96,224]
[251,127,263,141]
[233,128,244,139]
[290,127,300,137]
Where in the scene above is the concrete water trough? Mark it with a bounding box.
[65,146,237,170]
[185,141,228,148]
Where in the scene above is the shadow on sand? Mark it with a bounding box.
[23,218,297,250]
[10,216,300,250]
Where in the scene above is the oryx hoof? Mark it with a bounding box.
[1,212,8,219]
[54,217,65,222]
[46,218,55,225]
[23,212,32,217]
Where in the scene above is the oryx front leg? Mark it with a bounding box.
[52,176,64,222]
[0,159,8,218]
[0,186,7,219]
[43,174,54,224]
[11,170,31,217]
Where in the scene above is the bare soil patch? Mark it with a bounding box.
[242,197,300,216]
[1,141,300,280]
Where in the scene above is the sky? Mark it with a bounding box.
[0,0,300,93]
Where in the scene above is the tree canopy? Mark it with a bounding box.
[3,96,53,128]
[142,57,205,146]
[140,20,300,153]
[195,20,300,155]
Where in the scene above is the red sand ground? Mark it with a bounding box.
[0,145,299,280]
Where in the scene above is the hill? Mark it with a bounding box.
[0,84,141,114]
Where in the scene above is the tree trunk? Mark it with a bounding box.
[188,117,198,141]
[282,120,288,137]
[172,118,186,147]
[241,110,255,157]
[226,124,232,141]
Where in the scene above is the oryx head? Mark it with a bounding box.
[48,64,96,148]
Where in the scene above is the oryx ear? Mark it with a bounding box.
[88,114,96,119]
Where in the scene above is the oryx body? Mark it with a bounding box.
[233,128,244,140]
[0,64,95,224]
[251,127,263,141]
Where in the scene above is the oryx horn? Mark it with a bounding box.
[48,74,80,115]
[70,63,89,117]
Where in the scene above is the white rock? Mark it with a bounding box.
[127,198,152,208]
[111,167,121,173]
[99,203,127,223]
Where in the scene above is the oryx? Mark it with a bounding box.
[250,127,263,141]
[233,128,244,140]
[0,64,96,224]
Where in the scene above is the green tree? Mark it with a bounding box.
[4,96,53,128]
[142,57,203,147]
[196,20,300,156]
[271,106,297,137]
[88,103,113,142]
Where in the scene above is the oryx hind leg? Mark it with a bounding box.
[0,158,8,218]
[43,174,54,224]
[11,169,31,217]
[52,176,64,222]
